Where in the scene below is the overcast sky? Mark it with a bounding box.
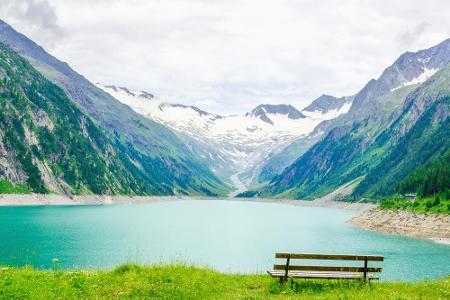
[1,0,450,114]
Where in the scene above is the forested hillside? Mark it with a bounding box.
[396,150,450,198]
[352,96,449,198]
[0,43,228,196]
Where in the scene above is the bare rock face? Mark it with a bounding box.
[0,140,27,184]
[32,108,54,130]
[0,139,6,157]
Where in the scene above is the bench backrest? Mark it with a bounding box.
[274,253,384,280]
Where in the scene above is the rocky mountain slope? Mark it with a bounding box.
[260,39,450,199]
[98,84,351,190]
[0,19,230,196]
[0,42,228,195]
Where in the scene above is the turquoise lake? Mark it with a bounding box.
[0,200,449,281]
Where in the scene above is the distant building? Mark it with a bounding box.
[403,193,417,200]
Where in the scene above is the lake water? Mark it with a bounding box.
[0,200,449,281]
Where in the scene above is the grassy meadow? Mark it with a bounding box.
[0,264,448,299]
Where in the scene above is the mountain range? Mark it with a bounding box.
[0,17,448,201]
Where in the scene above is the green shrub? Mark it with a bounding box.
[380,196,449,214]
[0,179,29,194]
[433,195,441,206]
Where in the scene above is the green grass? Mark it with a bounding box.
[0,179,29,194]
[380,196,450,214]
[0,264,448,299]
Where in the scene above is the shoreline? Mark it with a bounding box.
[226,197,376,212]
[0,193,375,211]
[349,208,450,245]
[0,193,190,206]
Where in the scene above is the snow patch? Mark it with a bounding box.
[301,102,352,120]
[391,67,438,92]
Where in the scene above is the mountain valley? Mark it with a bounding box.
[98,84,351,191]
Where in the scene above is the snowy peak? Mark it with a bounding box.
[349,38,450,115]
[385,50,442,92]
[98,84,218,118]
[301,95,353,120]
[246,104,306,125]
[302,94,352,114]
[102,84,155,100]
[139,90,155,100]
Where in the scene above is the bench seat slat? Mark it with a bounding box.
[273,264,382,273]
[268,270,375,277]
[267,270,379,280]
[275,253,384,261]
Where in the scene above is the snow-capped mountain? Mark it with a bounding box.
[346,38,450,118]
[246,104,306,124]
[302,95,353,118]
[97,83,351,193]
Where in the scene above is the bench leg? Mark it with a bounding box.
[363,257,368,283]
[281,256,290,284]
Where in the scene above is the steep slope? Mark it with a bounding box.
[345,39,449,121]
[307,38,450,140]
[0,19,229,195]
[0,42,215,195]
[261,39,450,199]
[257,134,321,183]
[353,77,450,197]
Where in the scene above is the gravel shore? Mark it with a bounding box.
[349,209,450,245]
[0,194,191,206]
[0,192,375,211]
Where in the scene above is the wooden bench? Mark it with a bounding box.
[267,253,384,282]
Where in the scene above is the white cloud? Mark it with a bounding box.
[0,0,64,49]
[1,0,450,114]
